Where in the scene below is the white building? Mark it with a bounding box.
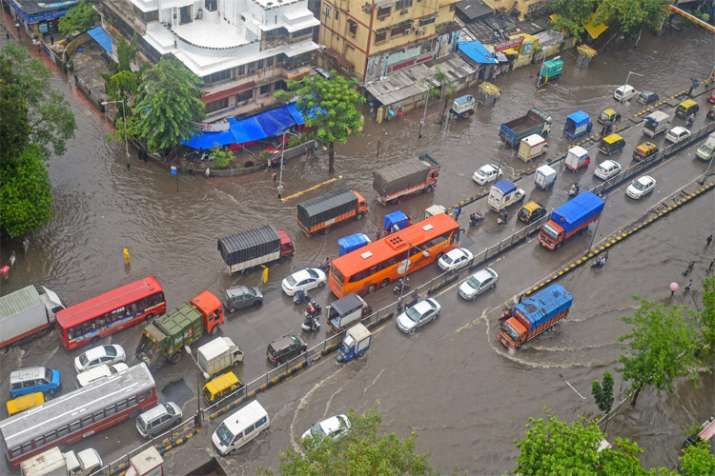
[125,0,320,120]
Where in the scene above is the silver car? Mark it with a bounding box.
[136,402,183,438]
[396,298,441,334]
[458,268,499,301]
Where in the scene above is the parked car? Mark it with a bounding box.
[224,286,263,312]
[266,335,306,365]
[396,298,441,334]
[301,414,351,442]
[614,85,637,102]
[594,160,623,180]
[136,402,183,438]
[76,362,129,388]
[281,268,326,296]
[437,248,474,272]
[665,126,691,144]
[74,344,126,373]
[9,367,61,399]
[472,164,502,185]
[637,90,659,105]
[632,142,658,162]
[626,176,656,200]
[458,268,499,301]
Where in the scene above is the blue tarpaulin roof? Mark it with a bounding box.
[183,103,308,150]
[383,210,410,231]
[457,40,498,65]
[566,110,590,126]
[337,233,371,256]
[87,26,113,56]
[494,179,516,195]
[515,284,573,329]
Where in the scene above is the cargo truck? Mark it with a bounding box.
[497,283,573,349]
[538,192,605,250]
[20,446,102,476]
[297,189,368,236]
[217,226,294,274]
[136,291,224,366]
[197,337,244,378]
[372,154,440,205]
[1,285,64,349]
[642,111,671,138]
[563,111,592,141]
[499,108,552,148]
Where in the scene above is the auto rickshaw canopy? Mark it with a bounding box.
[204,371,240,400]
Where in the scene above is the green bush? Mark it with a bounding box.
[211,148,234,169]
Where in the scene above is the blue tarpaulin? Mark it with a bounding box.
[87,26,113,56]
[493,179,516,195]
[183,103,308,150]
[457,40,498,65]
[337,233,371,256]
[515,284,573,329]
[383,211,410,233]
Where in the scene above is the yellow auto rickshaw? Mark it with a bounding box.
[676,99,699,118]
[6,392,44,416]
[517,201,547,224]
[633,142,658,162]
[203,371,241,403]
[598,107,621,125]
[599,133,626,155]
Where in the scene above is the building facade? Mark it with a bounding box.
[482,0,550,20]
[6,0,79,36]
[106,0,320,121]
[319,0,461,83]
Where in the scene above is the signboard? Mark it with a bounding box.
[494,37,524,53]
[39,23,48,33]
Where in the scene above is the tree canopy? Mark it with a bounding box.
[699,276,715,356]
[550,0,600,40]
[129,57,204,154]
[550,0,670,39]
[278,72,364,174]
[267,410,433,476]
[58,1,98,37]
[679,440,715,476]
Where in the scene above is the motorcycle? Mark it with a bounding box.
[469,212,484,227]
[496,211,508,225]
[591,253,608,269]
[293,290,310,305]
[393,278,410,296]
[568,183,580,198]
[301,315,320,332]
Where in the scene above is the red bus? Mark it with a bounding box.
[328,214,460,297]
[56,276,166,350]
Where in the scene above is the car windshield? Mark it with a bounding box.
[466,277,481,289]
[310,423,326,438]
[405,306,423,322]
[45,369,52,381]
[79,354,89,366]
[104,346,117,357]
[166,404,175,415]
[633,180,648,191]
[285,275,297,286]
[215,423,234,447]
[307,269,318,278]
[442,255,453,264]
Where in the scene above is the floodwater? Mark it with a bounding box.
[0,26,714,474]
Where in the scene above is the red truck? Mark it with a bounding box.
[539,192,605,250]
[297,189,368,236]
[372,154,440,205]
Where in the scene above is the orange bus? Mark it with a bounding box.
[328,214,460,297]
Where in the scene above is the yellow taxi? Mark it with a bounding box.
[633,142,658,162]
[517,201,547,224]
[203,371,241,403]
[599,133,626,155]
[676,99,699,118]
[6,392,44,416]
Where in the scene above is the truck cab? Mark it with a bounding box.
[277,229,295,257]
[487,180,525,212]
[499,313,529,349]
[336,323,372,362]
[191,291,224,335]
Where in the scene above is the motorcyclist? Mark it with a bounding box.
[469,211,483,226]
[306,300,321,317]
[569,183,580,197]
[497,210,508,224]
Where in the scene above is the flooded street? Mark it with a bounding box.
[1,26,714,474]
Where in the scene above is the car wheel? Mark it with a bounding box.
[368,284,376,294]
[380,279,389,288]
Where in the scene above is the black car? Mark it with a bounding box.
[224,286,263,312]
[267,335,306,365]
[637,90,659,105]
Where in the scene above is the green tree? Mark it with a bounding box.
[277,72,364,174]
[58,1,98,37]
[618,299,701,407]
[514,415,651,475]
[592,371,615,415]
[266,410,433,476]
[0,44,76,161]
[210,148,234,169]
[699,276,715,356]
[679,440,715,476]
[0,145,53,238]
[116,37,137,73]
[594,0,670,37]
[550,0,599,40]
[130,57,204,154]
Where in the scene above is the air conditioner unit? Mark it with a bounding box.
[414,28,424,35]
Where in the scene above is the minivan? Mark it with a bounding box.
[9,367,61,399]
[136,402,183,438]
[212,400,270,456]
[266,335,306,365]
[696,132,715,161]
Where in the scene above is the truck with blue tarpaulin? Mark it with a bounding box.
[499,108,552,148]
[337,233,371,256]
[498,283,573,349]
[538,192,605,250]
[563,111,592,140]
[383,210,410,234]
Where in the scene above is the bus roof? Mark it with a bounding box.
[56,277,163,329]
[0,364,155,452]
[331,214,459,275]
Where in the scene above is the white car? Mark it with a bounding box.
[74,344,126,373]
[301,414,351,443]
[472,164,503,185]
[281,268,326,296]
[665,126,691,144]
[396,298,441,334]
[614,84,637,102]
[76,362,129,387]
[626,175,656,199]
[458,267,499,301]
[594,160,622,180]
[437,248,474,272]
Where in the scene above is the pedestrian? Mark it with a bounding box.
[272,172,277,184]
[375,230,382,240]
[22,238,30,254]
[709,258,715,273]
[0,265,8,281]
[8,251,16,268]
[707,234,713,247]
[453,206,462,220]
[685,279,693,293]
[683,261,695,276]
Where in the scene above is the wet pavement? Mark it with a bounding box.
[0,24,714,474]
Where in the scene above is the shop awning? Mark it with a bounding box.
[87,26,114,56]
[457,40,498,64]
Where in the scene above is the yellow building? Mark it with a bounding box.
[319,0,461,82]
[482,0,550,20]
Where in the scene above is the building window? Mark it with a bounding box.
[449,4,455,10]
[390,21,411,37]
[206,98,229,113]
[347,19,357,38]
[274,80,287,91]
[377,6,391,18]
[203,69,231,85]
[395,0,412,11]
[265,56,274,68]
[205,0,217,11]
[375,30,387,43]
[323,5,331,18]
[335,9,339,19]
[237,65,245,76]
[259,84,271,95]
[419,16,436,26]
[236,90,253,103]
[142,10,159,22]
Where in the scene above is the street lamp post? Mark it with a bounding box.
[624,71,643,88]
[101,98,130,168]
[278,129,300,197]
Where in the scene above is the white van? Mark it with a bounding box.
[642,111,670,138]
[696,132,715,161]
[212,400,269,455]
